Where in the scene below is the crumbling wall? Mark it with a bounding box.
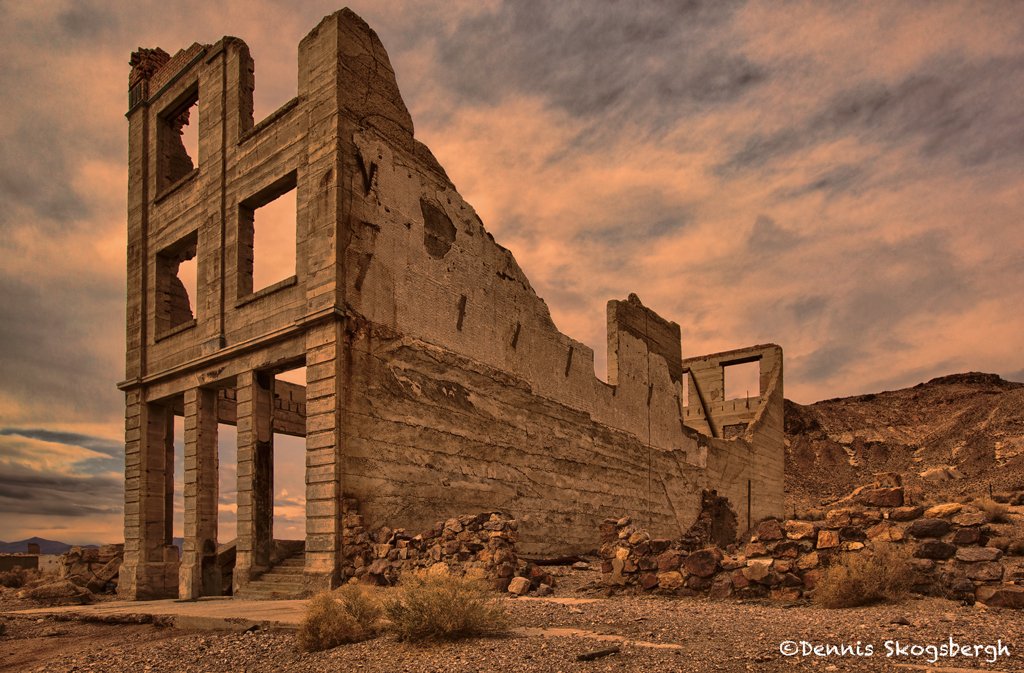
[341,321,706,554]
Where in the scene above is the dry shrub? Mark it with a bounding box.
[333,583,382,629]
[383,573,507,642]
[975,498,1010,524]
[297,589,380,652]
[0,567,30,589]
[813,543,915,608]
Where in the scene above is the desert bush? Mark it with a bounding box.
[0,567,28,589]
[383,573,507,642]
[975,498,1010,523]
[333,583,382,629]
[297,590,377,652]
[813,543,915,608]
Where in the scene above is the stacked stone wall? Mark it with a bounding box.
[600,479,1024,609]
[339,500,521,590]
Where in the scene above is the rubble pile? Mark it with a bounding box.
[341,499,532,591]
[601,478,1024,609]
[60,544,124,593]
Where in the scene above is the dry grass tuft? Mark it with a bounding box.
[975,498,1011,524]
[383,573,508,642]
[297,589,381,652]
[813,543,915,608]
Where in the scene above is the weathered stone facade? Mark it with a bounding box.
[118,9,784,600]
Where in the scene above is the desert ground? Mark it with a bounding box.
[3,563,1023,673]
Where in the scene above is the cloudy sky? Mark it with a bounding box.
[1,1,1022,544]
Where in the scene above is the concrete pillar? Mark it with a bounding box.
[179,387,219,599]
[119,396,179,599]
[235,371,274,591]
[303,320,345,591]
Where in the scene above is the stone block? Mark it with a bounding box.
[816,530,840,549]
[889,505,924,521]
[924,503,962,519]
[955,547,1002,563]
[976,585,1024,609]
[856,487,904,508]
[784,520,817,540]
[962,561,1004,582]
[915,541,957,560]
[907,518,952,539]
[683,548,722,578]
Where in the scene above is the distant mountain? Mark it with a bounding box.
[0,537,80,554]
[0,537,181,555]
[785,372,1024,511]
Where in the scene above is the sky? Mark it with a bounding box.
[0,1,1022,544]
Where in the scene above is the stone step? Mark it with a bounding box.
[239,579,305,592]
[236,589,307,600]
[239,582,304,590]
[256,573,304,585]
[263,565,304,576]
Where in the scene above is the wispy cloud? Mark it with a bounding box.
[0,0,1022,540]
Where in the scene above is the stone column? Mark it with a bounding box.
[303,320,345,591]
[234,371,274,590]
[179,387,219,599]
[119,396,178,599]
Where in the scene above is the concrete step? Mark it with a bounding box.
[256,574,304,586]
[237,579,306,596]
[234,549,308,598]
[236,589,307,600]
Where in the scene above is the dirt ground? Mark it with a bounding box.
[2,575,1022,673]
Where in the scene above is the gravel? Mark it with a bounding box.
[2,590,1022,672]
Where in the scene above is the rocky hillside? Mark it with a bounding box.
[785,372,1024,512]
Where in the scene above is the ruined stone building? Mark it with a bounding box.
[118,9,784,600]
